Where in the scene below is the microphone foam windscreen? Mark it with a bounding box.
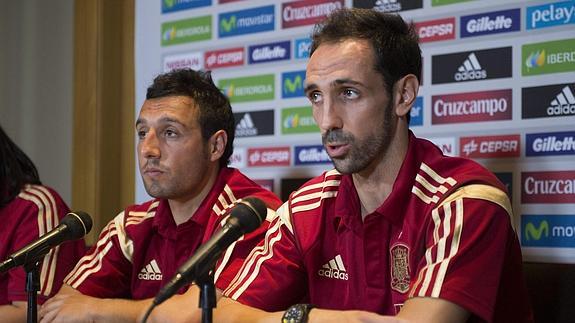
[62,211,93,239]
[234,197,267,233]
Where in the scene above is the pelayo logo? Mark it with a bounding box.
[522,38,575,76]
[521,215,575,247]
[161,16,212,46]
[282,71,306,98]
[218,74,274,103]
[282,106,319,134]
[294,37,312,59]
[219,5,275,38]
[526,1,575,30]
[162,0,211,13]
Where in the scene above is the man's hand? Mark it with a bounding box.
[142,285,203,323]
[39,285,100,323]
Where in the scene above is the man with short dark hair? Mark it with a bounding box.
[216,9,532,322]
[39,69,282,323]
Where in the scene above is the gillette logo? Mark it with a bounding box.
[295,145,331,165]
[248,41,290,64]
[526,131,575,156]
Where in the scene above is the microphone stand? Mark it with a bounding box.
[197,272,216,323]
[24,261,40,323]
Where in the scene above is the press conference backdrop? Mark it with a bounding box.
[135,0,575,263]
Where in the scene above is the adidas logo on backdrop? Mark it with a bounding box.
[454,53,487,81]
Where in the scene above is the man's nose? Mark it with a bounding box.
[140,130,160,159]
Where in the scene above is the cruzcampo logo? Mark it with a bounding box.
[218,74,274,103]
[524,220,549,241]
[282,71,306,98]
[281,106,319,134]
[522,38,575,76]
[432,0,474,6]
[161,16,212,46]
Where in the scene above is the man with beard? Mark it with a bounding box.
[38,69,282,323]
[215,9,532,323]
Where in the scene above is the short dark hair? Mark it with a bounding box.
[310,8,421,123]
[146,69,235,168]
[0,125,41,208]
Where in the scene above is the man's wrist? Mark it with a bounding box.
[282,304,314,323]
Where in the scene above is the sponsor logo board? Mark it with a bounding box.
[432,47,512,84]
[281,177,311,201]
[204,47,244,69]
[522,83,575,119]
[521,214,575,248]
[494,172,513,200]
[253,179,274,192]
[432,0,473,6]
[294,145,331,165]
[282,0,344,28]
[426,137,457,156]
[522,171,575,203]
[526,1,575,30]
[229,147,247,168]
[219,5,275,38]
[526,131,575,156]
[218,74,274,103]
[523,38,575,76]
[248,41,291,64]
[410,96,423,126]
[460,134,520,158]
[415,17,456,43]
[163,51,203,72]
[248,147,291,167]
[161,16,212,46]
[431,89,512,124]
[281,106,319,134]
[234,110,275,137]
[460,8,521,38]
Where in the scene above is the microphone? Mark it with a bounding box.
[153,197,267,306]
[0,211,93,273]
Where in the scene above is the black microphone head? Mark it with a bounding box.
[232,197,267,233]
[61,211,93,239]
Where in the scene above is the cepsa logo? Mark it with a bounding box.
[294,37,312,59]
[526,1,575,30]
[432,89,512,124]
[282,70,306,98]
[432,47,512,84]
[521,214,575,248]
[248,147,291,167]
[460,8,520,38]
[522,171,575,203]
[204,47,244,69]
[162,0,211,13]
[522,38,575,76]
[522,83,575,119]
[526,131,575,156]
[282,0,343,29]
[219,5,275,38]
[248,41,291,64]
[414,17,455,43]
[295,145,331,165]
[163,51,203,72]
[460,134,520,158]
[352,0,423,13]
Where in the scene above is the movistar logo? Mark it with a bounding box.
[525,220,549,240]
[221,15,236,32]
[284,75,302,94]
[164,0,175,8]
[526,50,546,69]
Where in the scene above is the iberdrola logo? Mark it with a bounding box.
[162,27,177,42]
[283,114,300,129]
[525,50,545,70]
[220,15,237,33]
[223,84,235,98]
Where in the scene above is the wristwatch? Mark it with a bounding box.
[282,304,314,323]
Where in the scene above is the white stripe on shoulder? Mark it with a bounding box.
[412,163,457,205]
[113,211,134,262]
[421,163,457,186]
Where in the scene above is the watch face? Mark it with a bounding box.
[282,304,311,323]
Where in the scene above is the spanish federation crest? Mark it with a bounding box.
[390,243,410,293]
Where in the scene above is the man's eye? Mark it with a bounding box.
[164,129,178,138]
[137,130,146,139]
[309,92,322,103]
[343,89,359,99]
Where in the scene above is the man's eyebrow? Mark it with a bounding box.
[304,78,364,93]
[304,83,317,94]
[135,117,186,127]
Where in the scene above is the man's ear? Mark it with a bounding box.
[208,130,227,162]
[393,74,419,118]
